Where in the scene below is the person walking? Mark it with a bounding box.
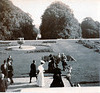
[55,53,61,67]
[61,53,67,71]
[1,60,8,78]
[7,55,13,65]
[37,60,45,87]
[29,60,37,83]
[8,61,14,84]
[48,54,55,73]
[50,64,64,87]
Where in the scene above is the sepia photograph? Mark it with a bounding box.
[0,0,100,92]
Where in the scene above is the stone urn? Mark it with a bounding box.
[17,37,25,49]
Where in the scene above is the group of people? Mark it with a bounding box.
[0,53,74,92]
[48,53,68,73]
[48,53,73,87]
[29,53,73,87]
[29,59,65,87]
[0,55,14,92]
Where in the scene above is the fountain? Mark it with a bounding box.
[6,38,36,51]
[17,37,25,49]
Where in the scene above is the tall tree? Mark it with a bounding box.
[40,1,82,39]
[0,0,37,40]
[81,17,99,38]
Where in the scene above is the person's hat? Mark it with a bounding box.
[40,60,45,64]
[9,55,11,57]
[49,54,52,57]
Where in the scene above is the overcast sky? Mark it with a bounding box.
[10,0,100,26]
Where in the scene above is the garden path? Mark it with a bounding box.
[7,76,71,92]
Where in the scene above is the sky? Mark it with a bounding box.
[10,0,100,26]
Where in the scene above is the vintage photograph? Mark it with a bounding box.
[0,0,100,92]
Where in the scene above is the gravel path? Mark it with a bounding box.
[7,76,71,92]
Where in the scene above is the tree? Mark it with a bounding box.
[0,0,38,40]
[40,1,82,39]
[81,17,99,38]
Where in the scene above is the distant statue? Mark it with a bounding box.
[17,37,25,49]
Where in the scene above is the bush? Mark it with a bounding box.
[27,48,53,53]
[42,41,56,43]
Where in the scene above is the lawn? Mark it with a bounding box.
[0,39,100,86]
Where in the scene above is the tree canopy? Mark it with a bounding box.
[0,0,38,40]
[40,1,82,39]
[81,17,100,38]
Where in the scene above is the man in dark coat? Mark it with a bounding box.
[7,55,13,65]
[29,60,37,83]
[1,60,8,78]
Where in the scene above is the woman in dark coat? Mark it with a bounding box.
[29,60,37,83]
[50,65,64,87]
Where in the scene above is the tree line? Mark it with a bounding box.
[0,0,100,40]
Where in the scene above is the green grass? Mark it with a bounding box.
[0,39,100,86]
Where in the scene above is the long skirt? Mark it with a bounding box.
[37,72,45,87]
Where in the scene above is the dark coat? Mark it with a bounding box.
[53,67,61,74]
[8,65,13,78]
[48,57,55,73]
[50,74,64,87]
[50,67,64,87]
[1,64,8,78]
[29,63,36,77]
[7,58,13,63]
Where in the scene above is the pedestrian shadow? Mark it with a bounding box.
[7,83,39,92]
[12,82,26,85]
[11,84,39,92]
